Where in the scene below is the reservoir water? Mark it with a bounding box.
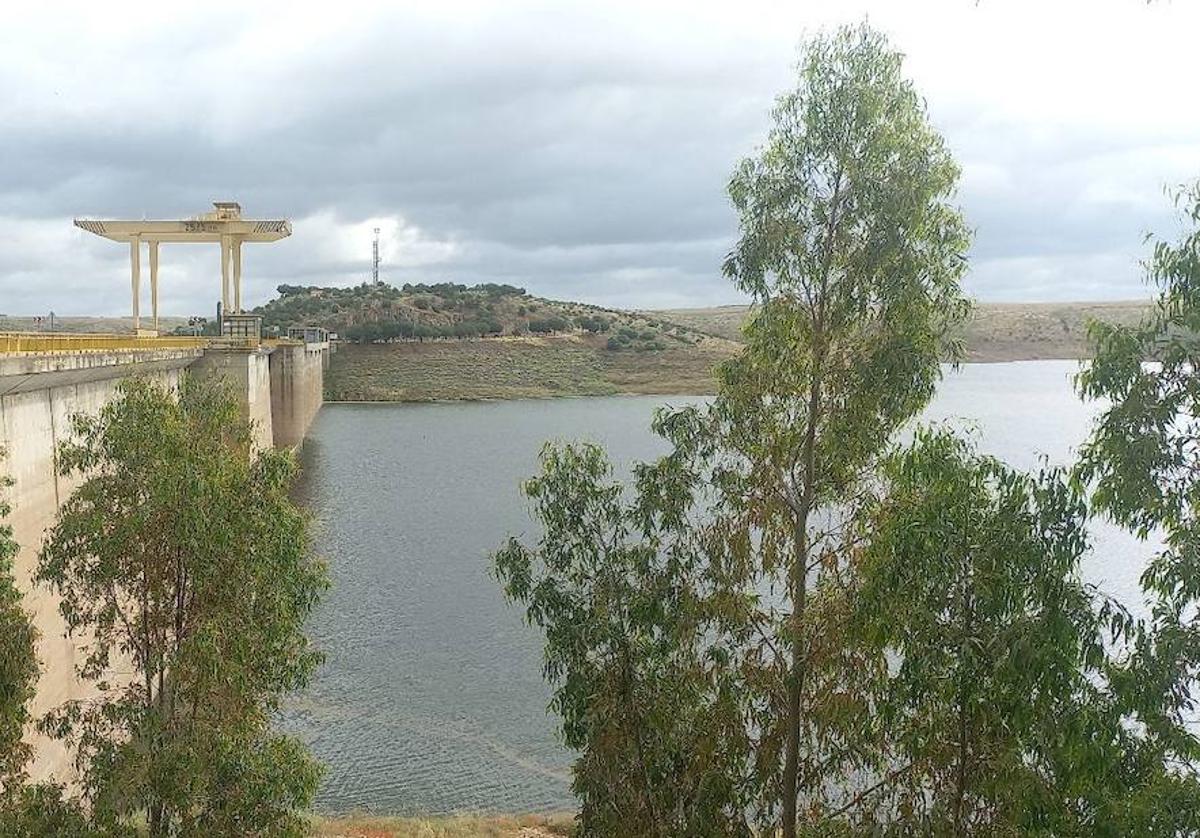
[285,360,1153,815]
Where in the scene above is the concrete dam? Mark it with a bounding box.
[0,332,327,782]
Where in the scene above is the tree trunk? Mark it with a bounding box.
[781,515,810,838]
[782,365,823,838]
[953,559,975,835]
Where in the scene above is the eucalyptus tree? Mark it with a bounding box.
[1075,182,1200,829]
[497,23,970,837]
[495,440,756,837]
[37,377,328,838]
[715,23,970,835]
[848,429,1137,834]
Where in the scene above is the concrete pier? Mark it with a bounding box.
[0,337,325,782]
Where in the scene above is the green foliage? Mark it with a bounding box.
[490,21,1200,838]
[528,316,571,334]
[848,429,1138,834]
[575,315,611,333]
[0,453,38,806]
[497,21,973,835]
[36,376,328,837]
[0,479,90,833]
[1075,182,1200,830]
[256,279,646,348]
[713,22,970,834]
[0,783,96,838]
[495,443,754,837]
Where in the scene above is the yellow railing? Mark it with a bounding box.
[0,331,317,355]
[1,332,246,354]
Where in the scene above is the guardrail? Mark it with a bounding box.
[0,332,252,354]
[0,331,322,355]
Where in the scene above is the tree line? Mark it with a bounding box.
[494,24,1200,837]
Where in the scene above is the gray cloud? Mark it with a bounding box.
[1,1,1198,318]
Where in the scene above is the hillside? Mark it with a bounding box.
[254,281,703,350]
[255,282,741,401]
[655,300,1152,362]
[326,332,738,401]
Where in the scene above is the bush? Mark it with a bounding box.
[576,315,612,334]
[0,785,91,838]
[529,317,570,334]
[606,336,623,351]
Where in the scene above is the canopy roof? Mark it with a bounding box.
[74,202,291,243]
[70,202,290,329]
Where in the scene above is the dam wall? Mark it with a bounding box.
[0,339,325,783]
[0,348,202,782]
[269,341,326,449]
[189,347,276,451]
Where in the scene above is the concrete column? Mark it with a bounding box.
[233,238,243,313]
[149,240,160,332]
[220,234,231,316]
[129,236,141,332]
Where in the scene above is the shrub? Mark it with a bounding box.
[529,316,570,334]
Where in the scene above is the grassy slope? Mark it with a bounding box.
[326,333,738,401]
[656,300,1152,361]
[312,813,574,838]
[327,300,1152,402]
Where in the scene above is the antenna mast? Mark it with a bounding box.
[372,227,380,283]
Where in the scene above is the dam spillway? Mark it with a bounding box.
[0,333,327,783]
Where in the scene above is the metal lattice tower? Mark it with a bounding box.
[372,227,380,283]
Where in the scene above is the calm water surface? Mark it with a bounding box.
[284,360,1152,815]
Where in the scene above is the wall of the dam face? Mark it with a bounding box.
[0,349,201,783]
[0,342,325,784]
[189,348,276,452]
[269,343,325,449]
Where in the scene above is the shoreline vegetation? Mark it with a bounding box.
[313,813,574,838]
[322,300,1149,402]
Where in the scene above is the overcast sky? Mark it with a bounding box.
[2,0,1198,317]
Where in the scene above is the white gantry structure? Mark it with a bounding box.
[74,201,291,332]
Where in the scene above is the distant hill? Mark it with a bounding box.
[253,281,706,352]
[0,315,190,334]
[654,300,1152,362]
